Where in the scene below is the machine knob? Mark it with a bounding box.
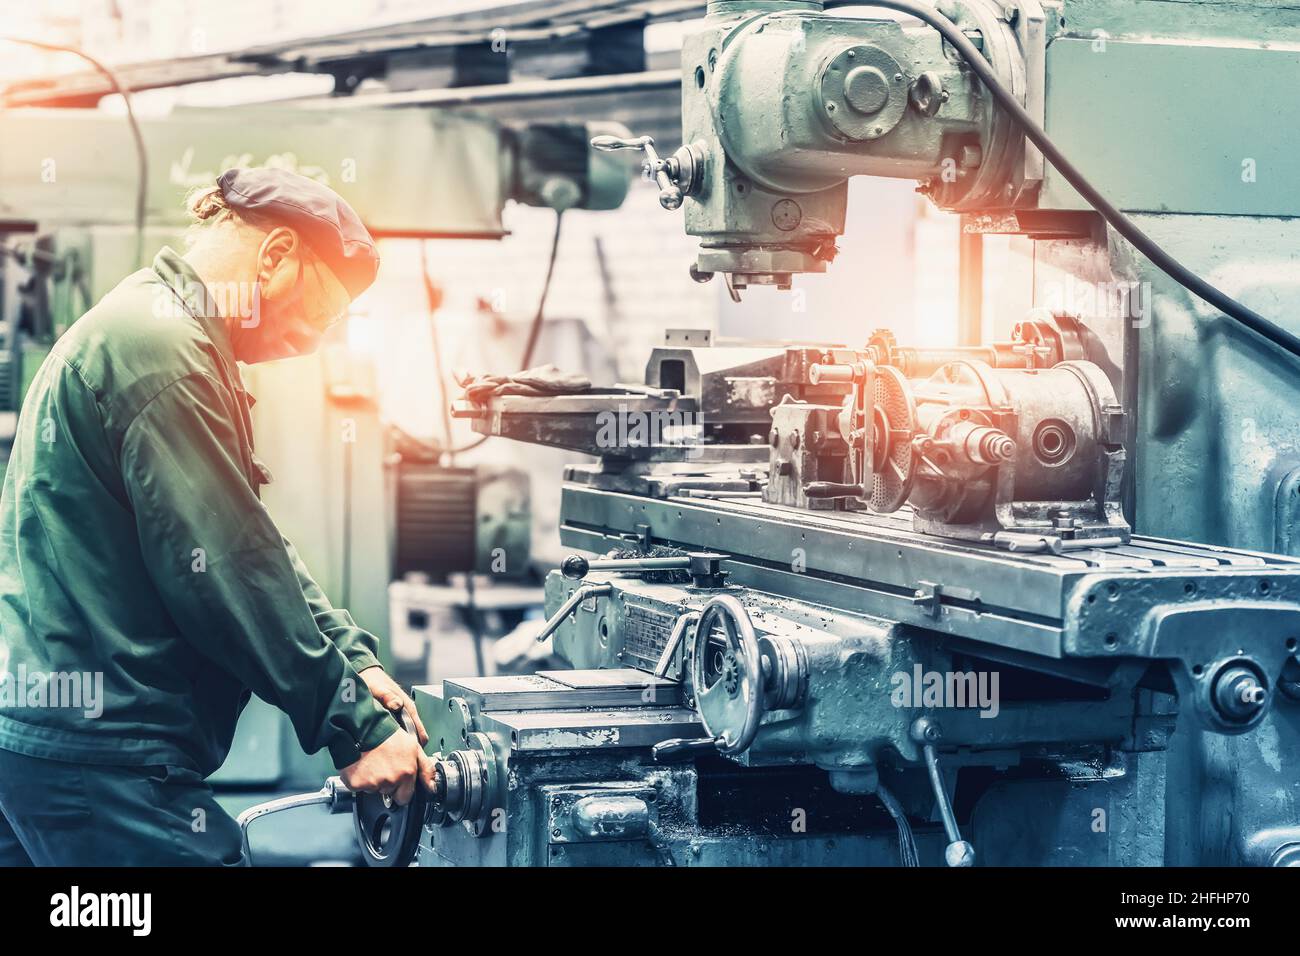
[561,554,590,579]
[945,841,977,868]
[1212,665,1269,723]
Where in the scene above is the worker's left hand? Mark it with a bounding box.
[359,665,429,746]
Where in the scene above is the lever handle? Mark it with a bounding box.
[561,553,692,580]
[652,736,724,762]
[804,481,866,499]
[590,133,683,210]
[590,134,652,152]
[236,776,353,867]
[535,583,613,643]
[910,717,976,867]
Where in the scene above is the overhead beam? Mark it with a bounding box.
[2,0,704,108]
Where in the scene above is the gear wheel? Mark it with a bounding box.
[866,328,898,367]
[868,365,917,512]
[723,653,742,697]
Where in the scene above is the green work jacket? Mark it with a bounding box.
[0,247,398,774]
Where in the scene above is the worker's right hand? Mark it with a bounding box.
[340,727,434,807]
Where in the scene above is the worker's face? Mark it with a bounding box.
[232,227,351,364]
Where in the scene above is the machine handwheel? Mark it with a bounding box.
[353,712,430,867]
[691,594,764,754]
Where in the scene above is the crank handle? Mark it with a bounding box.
[590,133,684,210]
[236,776,353,867]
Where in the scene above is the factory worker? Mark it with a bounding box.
[0,167,433,865]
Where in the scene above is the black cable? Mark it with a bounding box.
[1,37,149,271]
[823,0,1300,360]
[876,780,920,867]
[519,208,565,371]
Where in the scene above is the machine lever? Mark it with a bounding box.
[804,481,865,499]
[590,134,684,210]
[560,552,730,589]
[910,717,976,867]
[535,583,613,643]
[652,736,724,762]
[654,611,700,678]
[562,554,691,579]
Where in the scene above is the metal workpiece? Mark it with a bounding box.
[452,388,718,461]
[645,341,818,437]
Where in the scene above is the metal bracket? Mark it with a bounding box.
[1013,0,1048,187]
[911,581,943,618]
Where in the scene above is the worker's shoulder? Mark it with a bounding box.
[53,267,224,394]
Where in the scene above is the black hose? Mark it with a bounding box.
[822,0,1300,360]
[2,37,149,271]
[519,209,565,371]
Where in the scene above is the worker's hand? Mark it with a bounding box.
[358,665,429,746]
[340,727,434,807]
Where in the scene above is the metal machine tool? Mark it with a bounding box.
[594,0,1045,291]
[245,0,1300,867]
[399,0,1299,868]
[777,324,1127,548]
[407,324,1299,868]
